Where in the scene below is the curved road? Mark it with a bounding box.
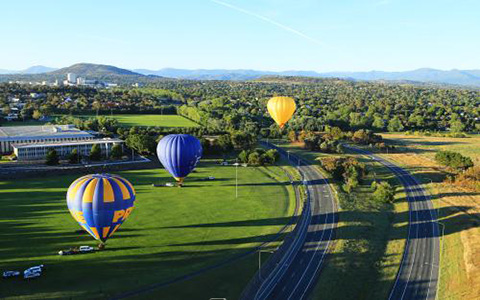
[347,146,440,300]
[247,143,338,300]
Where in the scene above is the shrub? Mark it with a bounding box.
[372,181,395,203]
[111,144,123,159]
[68,148,80,164]
[45,149,59,165]
[434,150,473,170]
[89,144,102,161]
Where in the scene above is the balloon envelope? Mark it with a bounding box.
[156,134,202,182]
[267,96,296,128]
[66,173,136,243]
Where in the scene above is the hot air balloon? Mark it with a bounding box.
[66,173,136,248]
[267,96,296,129]
[156,134,202,186]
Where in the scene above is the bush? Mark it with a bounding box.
[68,148,80,164]
[111,144,123,159]
[89,144,102,161]
[434,150,473,170]
[372,181,395,203]
[45,149,59,165]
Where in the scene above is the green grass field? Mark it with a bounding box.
[1,114,199,128]
[103,114,199,128]
[0,161,294,299]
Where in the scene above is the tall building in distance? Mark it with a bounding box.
[67,73,77,84]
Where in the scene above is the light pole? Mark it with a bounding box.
[287,150,290,162]
[258,249,275,280]
[233,161,239,198]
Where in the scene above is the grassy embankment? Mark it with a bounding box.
[0,160,295,299]
[379,133,480,300]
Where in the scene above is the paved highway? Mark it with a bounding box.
[347,146,440,300]
[248,144,338,300]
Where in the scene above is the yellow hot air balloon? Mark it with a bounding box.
[267,96,296,128]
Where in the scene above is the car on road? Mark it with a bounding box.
[165,182,174,187]
[58,249,75,255]
[2,271,20,278]
[206,176,215,180]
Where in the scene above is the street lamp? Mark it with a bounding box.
[258,249,275,280]
[287,150,290,162]
[233,161,240,198]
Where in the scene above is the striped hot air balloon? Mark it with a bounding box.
[66,174,136,246]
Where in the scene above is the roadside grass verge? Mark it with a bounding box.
[274,142,407,300]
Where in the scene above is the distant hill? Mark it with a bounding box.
[51,63,141,77]
[134,67,480,86]
[0,63,169,84]
[0,65,57,75]
[20,65,58,74]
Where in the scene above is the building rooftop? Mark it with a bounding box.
[0,125,93,138]
[12,138,124,149]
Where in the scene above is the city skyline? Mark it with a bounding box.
[1,0,479,72]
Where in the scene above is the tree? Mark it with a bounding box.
[247,152,262,166]
[32,110,43,120]
[45,149,59,165]
[434,150,473,170]
[387,116,404,132]
[125,133,156,155]
[372,115,385,131]
[68,148,80,164]
[372,181,395,203]
[89,144,102,161]
[111,144,123,159]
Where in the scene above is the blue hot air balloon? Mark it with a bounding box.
[156,134,202,186]
[66,173,136,247]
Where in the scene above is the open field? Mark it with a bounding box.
[1,114,199,128]
[273,142,407,300]
[0,160,294,299]
[99,114,199,128]
[379,133,480,300]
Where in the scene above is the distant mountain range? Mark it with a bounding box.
[134,67,480,86]
[2,63,480,87]
[0,65,58,75]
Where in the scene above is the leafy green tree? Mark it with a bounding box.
[32,110,43,120]
[89,144,102,161]
[387,116,404,132]
[68,148,80,164]
[45,149,59,165]
[247,152,261,166]
[111,144,123,159]
[372,181,395,203]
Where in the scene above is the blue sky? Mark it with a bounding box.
[1,0,479,71]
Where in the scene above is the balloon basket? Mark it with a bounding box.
[98,243,106,250]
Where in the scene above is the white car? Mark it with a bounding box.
[79,246,94,253]
[2,271,20,278]
[25,265,44,273]
[207,176,215,180]
[165,182,174,187]
[23,271,41,279]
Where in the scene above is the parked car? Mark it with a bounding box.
[58,249,76,255]
[206,176,215,180]
[25,265,44,273]
[23,270,41,280]
[220,161,229,166]
[79,246,94,253]
[2,271,20,278]
[165,182,174,187]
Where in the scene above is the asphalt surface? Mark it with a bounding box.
[347,146,440,300]
[252,144,338,300]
